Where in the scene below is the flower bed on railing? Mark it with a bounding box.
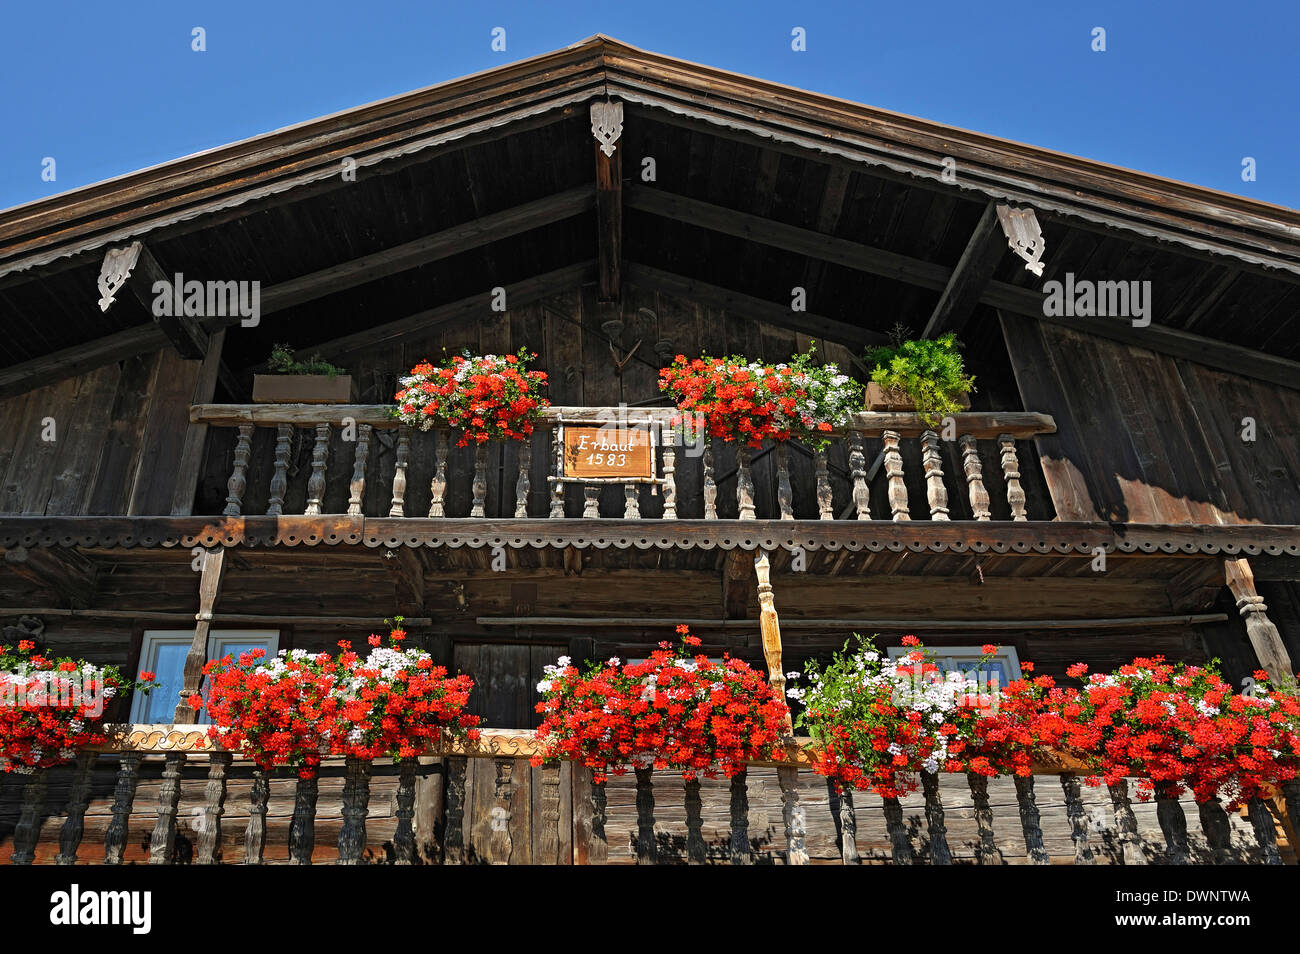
[393,348,549,446]
[197,623,480,778]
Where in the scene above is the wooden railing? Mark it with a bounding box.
[4,726,1294,865]
[192,405,1057,521]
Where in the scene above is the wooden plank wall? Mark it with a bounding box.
[0,348,201,516]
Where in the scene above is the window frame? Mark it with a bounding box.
[130,629,280,724]
[885,644,1021,691]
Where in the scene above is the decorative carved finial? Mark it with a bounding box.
[97,241,143,312]
[995,205,1046,277]
[590,100,624,157]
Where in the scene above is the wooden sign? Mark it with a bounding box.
[564,425,653,479]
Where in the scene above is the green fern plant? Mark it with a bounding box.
[865,326,975,426]
[267,344,346,378]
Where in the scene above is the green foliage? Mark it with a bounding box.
[865,326,975,426]
[267,344,346,377]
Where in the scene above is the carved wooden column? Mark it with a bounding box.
[967,774,1002,864]
[338,756,372,864]
[392,758,417,865]
[882,796,913,864]
[176,546,225,723]
[388,426,411,517]
[1224,557,1295,679]
[882,430,909,520]
[589,775,609,865]
[661,438,678,519]
[1197,796,1234,865]
[9,769,47,865]
[702,441,718,519]
[197,751,231,864]
[55,752,96,865]
[244,767,269,865]
[104,753,141,864]
[1155,788,1190,865]
[848,431,872,519]
[470,441,489,518]
[1108,779,1147,865]
[443,756,468,864]
[815,447,834,519]
[729,771,752,865]
[583,484,600,518]
[304,423,331,515]
[634,766,657,864]
[149,752,187,864]
[998,434,1027,521]
[428,429,448,517]
[1060,774,1095,865]
[776,443,794,519]
[550,427,566,518]
[515,437,532,517]
[921,771,953,864]
[1013,775,1050,864]
[1247,797,1282,865]
[623,480,640,518]
[919,430,950,520]
[346,423,372,516]
[222,424,254,516]
[289,774,319,865]
[684,777,706,864]
[538,762,562,865]
[778,766,808,865]
[828,779,860,865]
[489,758,515,864]
[735,444,756,520]
[267,423,293,517]
[959,435,991,520]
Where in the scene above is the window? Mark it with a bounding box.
[886,644,1021,691]
[131,630,279,723]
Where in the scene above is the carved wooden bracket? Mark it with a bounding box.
[590,100,623,157]
[97,241,143,312]
[996,205,1046,277]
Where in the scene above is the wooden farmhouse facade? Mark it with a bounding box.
[1,35,1299,865]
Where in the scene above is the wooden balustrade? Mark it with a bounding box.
[2,725,1293,866]
[192,405,1056,522]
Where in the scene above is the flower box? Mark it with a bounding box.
[865,381,970,412]
[252,373,354,404]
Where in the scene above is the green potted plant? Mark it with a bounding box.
[252,344,354,404]
[864,326,974,425]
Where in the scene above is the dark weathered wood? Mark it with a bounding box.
[1012,774,1050,865]
[471,442,489,519]
[1108,780,1148,865]
[244,767,269,865]
[390,758,418,865]
[814,448,833,520]
[1156,793,1190,865]
[289,774,319,865]
[338,756,372,864]
[170,327,228,515]
[729,770,752,865]
[967,774,1003,865]
[703,441,718,519]
[488,757,515,864]
[923,201,1004,337]
[429,430,448,518]
[1059,773,1095,865]
[3,546,96,609]
[175,546,225,723]
[882,795,913,864]
[1247,797,1282,865]
[684,777,706,864]
[104,754,141,864]
[149,752,186,864]
[538,761,562,865]
[634,765,657,864]
[515,437,532,518]
[55,752,96,865]
[443,756,468,864]
[828,780,860,865]
[222,424,254,517]
[197,751,232,864]
[1284,779,1300,850]
[347,424,372,517]
[304,423,331,516]
[960,435,991,521]
[9,768,47,865]
[0,325,167,400]
[882,430,909,521]
[1196,796,1234,865]
[389,427,411,517]
[778,765,808,865]
[921,771,952,864]
[594,120,622,302]
[776,443,794,520]
[589,774,609,865]
[735,444,755,520]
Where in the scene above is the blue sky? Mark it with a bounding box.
[2,0,1297,212]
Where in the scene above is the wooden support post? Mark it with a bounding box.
[1247,797,1282,865]
[550,427,565,518]
[967,774,1003,865]
[347,424,372,516]
[471,442,489,518]
[623,480,640,518]
[882,796,913,864]
[1060,774,1095,865]
[515,436,531,517]
[591,100,624,304]
[815,447,833,520]
[267,423,293,517]
[338,756,372,864]
[776,442,794,519]
[490,757,515,865]
[1108,780,1147,865]
[959,434,991,520]
[684,777,706,864]
[197,751,231,865]
[389,426,411,517]
[304,423,331,515]
[634,766,657,864]
[848,431,872,519]
[729,771,752,865]
[289,774,319,865]
[171,327,228,515]
[882,430,910,520]
[56,752,96,865]
[149,752,186,864]
[222,424,254,517]
[589,774,609,865]
[393,758,418,865]
[702,441,718,519]
[1156,792,1190,865]
[828,780,860,865]
[10,769,47,865]
[244,767,269,865]
[736,444,756,519]
[921,771,952,864]
[444,756,468,864]
[1224,557,1295,678]
[104,754,141,865]
[1196,796,1234,865]
[661,438,678,519]
[998,434,1027,521]
[778,766,808,866]
[583,484,600,518]
[1284,779,1300,854]
[1013,775,1050,865]
[539,762,562,865]
[920,430,950,520]
[176,546,225,723]
[428,430,448,518]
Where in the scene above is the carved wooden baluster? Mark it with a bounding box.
[729,770,751,865]
[702,441,718,519]
[684,777,706,864]
[661,439,678,520]
[489,758,514,864]
[289,773,319,865]
[1108,780,1147,865]
[583,484,600,518]
[222,424,255,517]
[539,762,561,865]
[921,771,952,864]
[514,436,531,517]
[828,780,860,865]
[589,775,609,865]
[149,752,187,864]
[304,423,331,516]
[776,443,794,519]
[387,426,411,517]
[471,441,489,518]
[919,430,950,521]
[428,430,448,518]
[1156,788,1190,865]
[634,765,657,864]
[1196,797,1233,864]
[959,435,991,520]
[848,430,871,519]
[244,767,268,865]
[736,444,756,520]
[1013,775,1050,865]
[9,768,47,865]
[346,423,372,516]
[550,428,566,518]
[882,430,910,520]
[104,753,141,865]
[624,481,640,519]
[391,758,417,865]
[967,774,1002,865]
[815,447,833,519]
[55,752,96,865]
[1247,797,1282,865]
[778,765,808,865]
[882,796,913,864]
[444,756,467,864]
[197,751,231,865]
[338,756,372,865]
[999,434,1027,521]
[1060,774,1095,865]
[267,423,293,517]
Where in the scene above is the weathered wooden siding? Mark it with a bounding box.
[0,348,201,516]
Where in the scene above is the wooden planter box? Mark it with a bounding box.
[865,382,971,412]
[252,374,354,404]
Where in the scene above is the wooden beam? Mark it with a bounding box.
[623,261,884,350]
[170,329,228,516]
[0,324,167,400]
[474,613,1228,631]
[254,186,595,319]
[592,104,623,303]
[1224,557,1294,678]
[923,201,1003,338]
[128,244,208,360]
[175,547,225,724]
[2,545,96,610]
